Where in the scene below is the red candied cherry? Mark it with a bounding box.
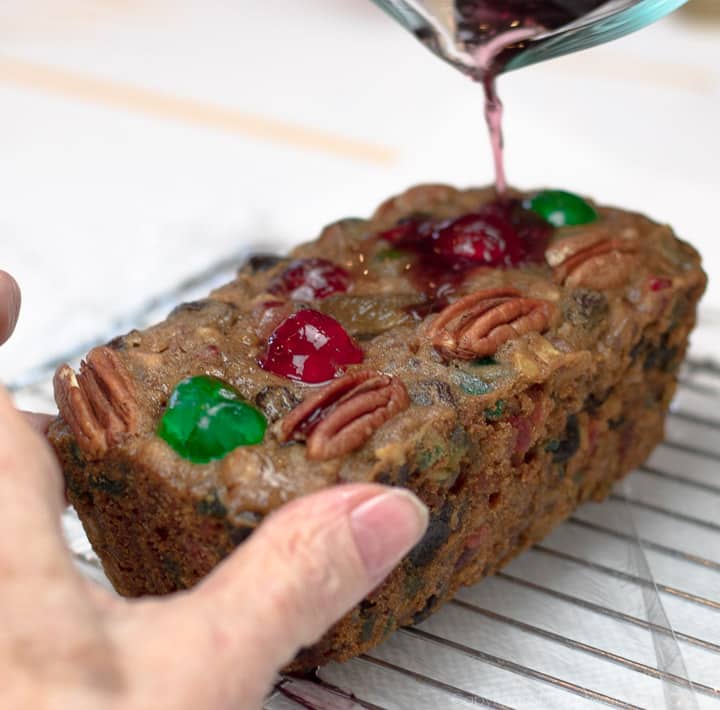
[258,309,363,384]
[649,277,672,292]
[432,200,551,267]
[268,258,351,301]
[374,201,551,286]
[509,414,533,464]
[432,211,524,267]
[483,200,553,263]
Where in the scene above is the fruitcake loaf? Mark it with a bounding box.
[48,185,706,671]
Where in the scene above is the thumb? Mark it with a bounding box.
[157,484,428,708]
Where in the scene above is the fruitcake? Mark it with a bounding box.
[48,184,706,670]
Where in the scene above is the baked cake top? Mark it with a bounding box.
[50,185,706,520]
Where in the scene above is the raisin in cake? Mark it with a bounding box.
[48,185,706,670]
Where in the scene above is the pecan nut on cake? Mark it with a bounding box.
[48,185,706,670]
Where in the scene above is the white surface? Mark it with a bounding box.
[1,0,719,380]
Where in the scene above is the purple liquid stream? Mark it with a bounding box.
[459,1,607,193]
[483,76,507,194]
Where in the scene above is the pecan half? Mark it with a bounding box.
[548,233,639,290]
[54,346,137,460]
[426,288,553,360]
[275,371,409,461]
[545,227,614,268]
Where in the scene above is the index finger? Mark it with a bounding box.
[0,270,21,346]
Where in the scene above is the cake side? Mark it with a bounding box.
[48,185,706,669]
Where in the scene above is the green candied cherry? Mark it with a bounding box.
[158,375,266,463]
[472,356,498,367]
[526,190,598,227]
[453,371,493,396]
[484,400,505,420]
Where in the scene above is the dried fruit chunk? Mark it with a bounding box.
[550,414,580,463]
[268,258,351,301]
[550,236,639,290]
[158,376,266,463]
[526,190,598,227]
[318,294,417,337]
[54,346,138,460]
[241,254,284,273]
[426,288,553,360]
[258,310,363,384]
[276,370,409,461]
[649,277,672,292]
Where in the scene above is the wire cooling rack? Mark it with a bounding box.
[10,251,720,710]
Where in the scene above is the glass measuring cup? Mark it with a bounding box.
[371,0,690,78]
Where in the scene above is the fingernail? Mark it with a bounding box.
[7,280,20,332]
[350,489,428,582]
[1,273,20,343]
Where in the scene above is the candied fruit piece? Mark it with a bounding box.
[526,190,598,227]
[432,211,525,267]
[318,294,417,337]
[551,415,580,463]
[258,309,363,383]
[243,254,284,273]
[378,199,551,278]
[484,400,505,420]
[158,376,266,463]
[269,258,351,301]
[649,277,672,292]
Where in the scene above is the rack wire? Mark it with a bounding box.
[10,252,720,710]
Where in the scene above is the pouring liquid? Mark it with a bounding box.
[451,1,608,193]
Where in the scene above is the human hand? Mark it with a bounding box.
[0,387,428,710]
[0,270,53,434]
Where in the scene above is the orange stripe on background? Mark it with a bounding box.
[0,56,397,165]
